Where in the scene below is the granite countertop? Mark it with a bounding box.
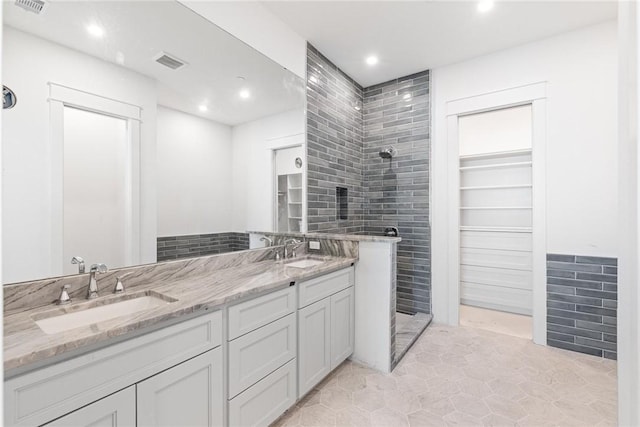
[248,230,402,243]
[4,255,355,374]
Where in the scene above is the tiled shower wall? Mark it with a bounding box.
[362,72,431,314]
[306,44,364,234]
[306,43,432,315]
[157,232,249,262]
[546,254,617,359]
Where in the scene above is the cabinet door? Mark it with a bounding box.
[44,386,135,427]
[297,297,331,398]
[330,286,355,370]
[228,359,296,427]
[137,347,223,427]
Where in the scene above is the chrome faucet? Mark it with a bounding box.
[284,238,301,259]
[71,256,85,274]
[57,284,72,305]
[260,236,273,247]
[87,263,108,299]
[114,272,132,294]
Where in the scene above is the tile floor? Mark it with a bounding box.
[395,312,432,365]
[459,305,533,340]
[274,324,617,426]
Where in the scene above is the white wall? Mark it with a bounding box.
[156,106,233,237]
[231,109,305,232]
[431,21,618,323]
[458,104,532,156]
[179,1,306,80]
[617,2,640,424]
[2,27,158,283]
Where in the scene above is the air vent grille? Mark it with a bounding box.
[15,0,45,14]
[154,52,187,70]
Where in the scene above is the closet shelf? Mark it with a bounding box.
[460,184,532,191]
[460,226,532,233]
[459,161,532,171]
[460,206,532,210]
[459,148,532,160]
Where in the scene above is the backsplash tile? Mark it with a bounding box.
[546,253,617,359]
[157,232,249,261]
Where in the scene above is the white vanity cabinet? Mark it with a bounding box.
[4,310,223,427]
[137,347,223,426]
[227,286,298,427]
[43,386,136,427]
[297,268,354,398]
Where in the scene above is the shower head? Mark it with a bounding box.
[379,147,396,159]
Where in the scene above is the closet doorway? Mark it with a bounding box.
[446,82,547,345]
[458,105,533,339]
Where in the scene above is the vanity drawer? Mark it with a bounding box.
[228,313,296,398]
[5,310,222,427]
[228,359,297,427]
[298,267,354,308]
[228,286,296,340]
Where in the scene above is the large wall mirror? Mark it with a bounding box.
[2,1,306,284]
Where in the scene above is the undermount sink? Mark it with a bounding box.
[33,291,177,335]
[285,259,325,269]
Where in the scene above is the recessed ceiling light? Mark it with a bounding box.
[309,75,318,84]
[86,23,105,38]
[477,0,494,13]
[365,55,379,66]
[403,93,412,100]
[239,89,251,100]
[199,104,208,112]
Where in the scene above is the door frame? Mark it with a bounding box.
[48,82,141,276]
[268,133,306,233]
[445,82,548,344]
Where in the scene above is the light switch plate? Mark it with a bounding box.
[309,241,320,250]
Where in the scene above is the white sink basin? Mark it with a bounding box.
[34,292,176,335]
[285,259,325,269]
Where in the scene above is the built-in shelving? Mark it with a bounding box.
[459,148,533,315]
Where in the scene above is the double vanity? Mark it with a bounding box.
[3,248,356,426]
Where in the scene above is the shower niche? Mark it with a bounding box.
[274,145,305,233]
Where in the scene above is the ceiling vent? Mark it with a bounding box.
[154,52,187,70]
[15,0,45,14]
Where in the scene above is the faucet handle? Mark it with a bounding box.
[114,272,132,294]
[57,284,71,305]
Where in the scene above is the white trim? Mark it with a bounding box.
[530,99,548,345]
[445,83,547,345]
[268,133,307,233]
[48,83,141,121]
[447,82,546,116]
[48,84,142,275]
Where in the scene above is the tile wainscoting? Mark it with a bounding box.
[546,253,617,359]
[157,232,249,262]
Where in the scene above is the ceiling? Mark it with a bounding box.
[4,1,304,126]
[263,1,618,88]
